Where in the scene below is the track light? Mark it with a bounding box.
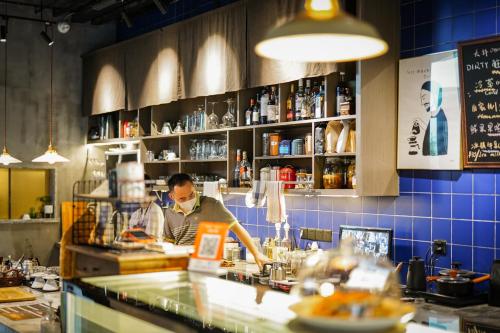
[40,30,54,46]
[121,11,133,28]
[0,25,6,43]
[152,0,167,14]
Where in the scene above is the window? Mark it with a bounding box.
[0,168,51,219]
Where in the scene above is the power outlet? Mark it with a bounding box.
[300,228,332,242]
[433,239,447,256]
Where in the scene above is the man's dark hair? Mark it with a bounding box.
[167,173,193,192]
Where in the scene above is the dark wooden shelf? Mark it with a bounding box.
[255,155,312,160]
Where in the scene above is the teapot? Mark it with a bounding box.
[161,122,173,135]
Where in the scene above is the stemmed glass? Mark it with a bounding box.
[207,102,219,130]
[221,98,236,128]
[189,140,197,160]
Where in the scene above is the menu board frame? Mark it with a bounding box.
[458,36,500,168]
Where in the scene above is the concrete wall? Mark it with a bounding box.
[0,6,116,263]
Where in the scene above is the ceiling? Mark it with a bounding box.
[3,0,175,25]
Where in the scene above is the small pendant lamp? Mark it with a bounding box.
[0,33,21,166]
[255,0,388,63]
[32,27,69,164]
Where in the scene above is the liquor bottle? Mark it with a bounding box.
[314,81,325,119]
[245,99,255,126]
[239,150,253,187]
[267,86,278,123]
[233,149,241,187]
[295,79,304,121]
[252,94,260,125]
[336,72,349,116]
[301,79,312,120]
[286,84,295,122]
[260,87,269,124]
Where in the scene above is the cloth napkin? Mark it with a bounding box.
[266,181,287,224]
[203,181,222,202]
[245,180,267,208]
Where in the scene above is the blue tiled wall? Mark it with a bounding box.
[225,0,500,277]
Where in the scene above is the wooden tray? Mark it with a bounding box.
[0,287,36,303]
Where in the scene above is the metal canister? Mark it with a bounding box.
[305,133,313,155]
[315,126,325,154]
[262,133,270,156]
[279,140,291,155]
[269,133,281,156]
[291,138,304,156]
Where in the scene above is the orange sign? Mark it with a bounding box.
[188,221,230,273]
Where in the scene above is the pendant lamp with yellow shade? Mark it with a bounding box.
[32,28,69,164]
[255,0,388,63]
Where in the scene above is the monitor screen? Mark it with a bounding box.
[339,225,393,259]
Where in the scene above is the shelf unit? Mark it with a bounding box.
[86,67,398,197]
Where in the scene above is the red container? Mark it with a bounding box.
[279,165,296,189]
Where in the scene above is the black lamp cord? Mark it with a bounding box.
[49,27,53,148]
[2,1,6,152]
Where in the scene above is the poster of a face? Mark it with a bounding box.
[397,50,462,170]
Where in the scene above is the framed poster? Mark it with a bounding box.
[397,51,462,170]
[458,36,500,168]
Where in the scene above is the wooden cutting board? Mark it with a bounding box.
[0,287,36,303]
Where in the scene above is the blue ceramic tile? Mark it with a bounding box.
[474,170,495,194]
[321,241,333,250]
[362,214,378,228]
[414,171,432,192]
[473,247,494,274]
[306,210,319,228]
[305,197,318,210]
[291,210,306,228]
[332,233,339,248]
[452,220,473,245]
[432,42,455,53]
[413,241,431,259]
[247,208,257,225]
[347,213,362,226]
[432,194,451,218]
[246,225,258,237]
[257,226,269,240]
[413,218,432,241]
[399,170,413,192]
[474,195,495,221]
[497,196,500,221]
[452,14,474,41]
[452,245,473,271]
[473,0,496,10]
[432,0,453,19]
[415,46,433,56]
[236,206,247,222]
[378,197,395,215]
[228,206,237,216]
[474,9,496,37]
[332,197,347,213]
[332,212,346,231]
[395,239,413,263]
[396,193,413,216]
[401,3,415,28]
[452,194,472,219]
[318,211,332,230]
[452,0,474,15]
[452,171,473,193]
[432,171,452,193]
[415,0,433,24]
[346,198,362,213]
[291,196,306,210]
[473,222,494,248]
[395,216,413,239]
[401,27,415,51]
[432,18,453,44]
[257,208,266,225]
[432,218,451,243]
[318,197,332,211]
[415,23,433,48]
[362,197,378,214]
[378,215,394,230]
[413,193,432,217]
[435,245,452,269]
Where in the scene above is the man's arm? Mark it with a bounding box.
[231,222,270,270]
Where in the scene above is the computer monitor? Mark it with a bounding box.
[339,225,393,259]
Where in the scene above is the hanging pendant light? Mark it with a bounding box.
[255,0,388,63]
[32,27,69,164]
[0,30,21,166]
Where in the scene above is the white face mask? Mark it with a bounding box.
[178,196,197,213]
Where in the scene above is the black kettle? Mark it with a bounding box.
[407,256,426,291]
[489,260,500,306]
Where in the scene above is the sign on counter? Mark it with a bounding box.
[459,36,500,167]
[188,221,229,273]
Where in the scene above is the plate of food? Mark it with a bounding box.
[289,291,415,331]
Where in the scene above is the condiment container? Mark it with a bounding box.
[322,158,345,189]
[305,133,313,155]
[279,140,291,155]
[262,133,270,156]
[279,165,296,189]
[314,126,325,154]
[291,139,304,156]
[269,133,281,156]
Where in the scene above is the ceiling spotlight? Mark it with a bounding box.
[121,11,133,28]
[0,25,6,43]
[40,30,54,46]
[57,21,71,34]
[152,0,167,15]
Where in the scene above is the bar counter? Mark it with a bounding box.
[62,270,500,333]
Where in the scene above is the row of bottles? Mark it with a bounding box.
[232,149,253,188]
[286,78,325,121]
[245,86,279,126]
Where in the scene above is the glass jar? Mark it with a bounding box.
[346,159,356,189]
[322,158,345,189]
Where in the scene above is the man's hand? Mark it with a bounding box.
[254,252,271,271]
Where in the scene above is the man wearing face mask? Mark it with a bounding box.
[164,173,270,269]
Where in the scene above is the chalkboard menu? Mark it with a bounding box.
[459,36,500,167]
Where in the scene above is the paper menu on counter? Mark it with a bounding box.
[188,222,230,273]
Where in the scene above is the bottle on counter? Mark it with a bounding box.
[245,98,255,126]
[295,79,304,121]
[267,86,278,124]
[239,150,253,188]
[287,84,296,122]
[260,87,269,124]
[301,79,312,120]
[252,94,260,125]
[336,72,350,116]
[233,149,241,187]
[314,81,325,119]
